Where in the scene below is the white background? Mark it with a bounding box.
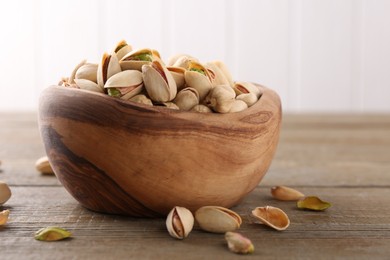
[1,0,389,112]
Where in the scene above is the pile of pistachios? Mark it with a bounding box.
[59,40,262,113]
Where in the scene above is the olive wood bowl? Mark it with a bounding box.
[38,84,281,217]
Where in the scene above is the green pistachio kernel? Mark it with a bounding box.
[189,68,206,76]
[107,88,121,97]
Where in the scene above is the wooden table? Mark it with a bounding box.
[1,113,389,259]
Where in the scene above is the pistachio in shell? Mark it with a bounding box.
[297,196,331,211]
[271,186,305,201]
[195,206,242,233]
[35,156,54,175]
[173,87,199,111]
[251,206,290,231]
[34,226,72,241]
[166,206,194,239]
[225,232,254,254]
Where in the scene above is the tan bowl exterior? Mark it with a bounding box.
[38,84,281,217]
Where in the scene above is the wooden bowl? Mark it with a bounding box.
[38,84,281,217]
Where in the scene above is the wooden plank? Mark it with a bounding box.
[1,186,389,259]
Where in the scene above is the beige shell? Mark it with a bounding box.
[195,206,242,233]
[74,79,103,93]
[142,60,177,102]
[104,70,143,100]
[190,104,212,113]
[97,53,121,89]
[172,55,198,68]
[234,82,262,99]
[167,66,186,90]
[0,209,10,225]
[158,102,179,110]
[184,61,214,100]
[236,93,258,107]
[0,181,12,205]
[120,48,155,71]
[168,54,197,67]
[271,186,305,201]
[251,206,290,231]
[113,39,133,61]
[205,62,230,87]
[69,59,87,84]
[205,85,236,113]
[212,60,234,87]
[166,206,194,239]
[229,100,248,113]
[35,156,54,175]
[173,87,199,111]
[75,63,98,83]
[129,94,153,106]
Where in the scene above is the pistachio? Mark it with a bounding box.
[205,85,236,113]
[184,61,214,100]
[205,62,230,87]
[129,94,153,106]
[0,209,10,225]
[225,232,254,254]
[34,227,72,241]
[35,156,54,175]
[142,60,177,102]
[113,39,133,61]
[75,63,98,83]
[236,93,258,107]
[190,104,213,113]
[166,206,194,239]
[167,66,186,90]
[97,53,121,89]
[120,48,157,71]
[68,59,87,85]
[228,100,248,113]
[297,196,331,211]
[234,82,262,99]
[271,186,305,201]
[195,206,242,233]
[212,60,234,87]
[104,70,143,100]
[173,87,199,111]
[157,102,179,110]
[0,181,12,205]
[251,206,290,231]
[171,55,198,68]
[74,79,103,93]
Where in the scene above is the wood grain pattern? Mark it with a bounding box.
[38,85,282,216]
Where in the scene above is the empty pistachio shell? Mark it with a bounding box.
[271,186,305,201]
[195,206,242,233]
[225,232,254,254]
[0,181,12,205]
[0,209,10,225]
[297,196,331,211]
[35,156,54,175]
[166,206,194,239]
[35,227,72,241]
[251,206,290,231]
[97,53,121,89]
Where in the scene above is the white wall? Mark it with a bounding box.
[1,0,389,112]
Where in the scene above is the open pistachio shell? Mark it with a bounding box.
[212,60,234,87]
[0,209,10,225]
[184,61,214,101]
[97,53,121,89]
[297,196,331,211]
[234,82,262,99]
[113,39,133,61]
[75,63,98,83]
[251,206,290,231]
[195,206,242,233]
[167,66,186,90]
[166,206,194,239]
[120,48,156,71]
[142,60,177,102]
[104,70,143,100]
[74,79,103,93]
[205,62,230,87]
[0,181,12,205]
[271,186,305,201]
[173,87,199,111]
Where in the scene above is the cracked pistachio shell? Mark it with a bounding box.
[0,181,12,205]
[225,232,254,254]
[184,61,214,100]
[212,60,234,87]
[236,93,258,107]
[205,85,236,113]
[167,66,186,90]
[74,79,103,93]
[104,70,143,100]
[35,156,54,175]
[171,55,198,68]
[120,48,157,71]
[113,39,133,61]
[271,186,305,201]
[173,87,199,111]
[234,82,262,99]
[75,63,98,83]
[97,53,121,89]
[297,196,331,211]
[190,104,213,113]
[142,60,177,102]
[205,62,230,87]
[166,206,194,239]
[251,206,290,231]
[195,206,242,233]
[229,100,248,113]
[35,227,72,241]
[0,209,10,225]
[168,54,197,67]
[129,94,153,106]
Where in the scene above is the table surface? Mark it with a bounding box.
[1,113,389,260]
